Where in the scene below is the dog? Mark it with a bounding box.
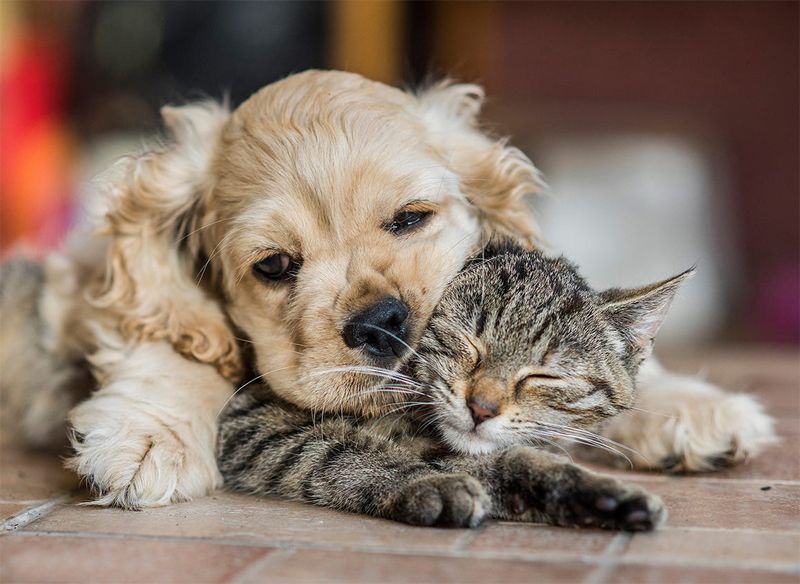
[0,70,776,508]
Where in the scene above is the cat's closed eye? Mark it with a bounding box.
[523,373,561,381]
[518,372,563,387]
[514,371,564,396]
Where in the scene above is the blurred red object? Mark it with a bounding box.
[1,20,76,253]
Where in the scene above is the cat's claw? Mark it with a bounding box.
[390,473,490,528]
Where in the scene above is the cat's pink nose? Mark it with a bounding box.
[468,398,498,426]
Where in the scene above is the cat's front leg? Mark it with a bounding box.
[599,358,778,472]
[443,447,666,531]
[218,400,491,528]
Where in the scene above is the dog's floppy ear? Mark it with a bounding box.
[91,101,242,381]
[416,81,544,246]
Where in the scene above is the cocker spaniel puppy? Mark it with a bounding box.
[0,71,776,508]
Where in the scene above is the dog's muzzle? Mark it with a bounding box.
[342,297,410,362]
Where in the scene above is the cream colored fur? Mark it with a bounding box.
[601,359,778,471]
[0,70,776,508]
[69,339,230,507]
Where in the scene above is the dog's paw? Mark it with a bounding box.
[390,474,490,528]
[602,386,778,473]
[68,396,221,508]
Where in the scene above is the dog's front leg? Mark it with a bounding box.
[68,341,232,508]
[599,357,778,472]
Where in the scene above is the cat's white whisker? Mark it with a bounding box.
[531,427,635,468]
[521,431,574,463]
[627,406,677,419]
[534,421,651,465]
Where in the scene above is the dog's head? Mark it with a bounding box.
[96,70,543,415]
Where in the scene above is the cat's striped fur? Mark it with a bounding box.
[218,244,689,530]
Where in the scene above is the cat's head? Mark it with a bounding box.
[409,243,692,455]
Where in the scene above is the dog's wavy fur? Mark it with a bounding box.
[0,70,776,508]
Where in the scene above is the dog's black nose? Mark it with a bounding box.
[342,297,410,359]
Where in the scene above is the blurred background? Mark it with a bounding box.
[0,0,797,347]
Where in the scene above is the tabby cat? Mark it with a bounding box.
[218,243,691,530]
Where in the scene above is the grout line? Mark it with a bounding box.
[1,495,72,533]
[12,529,800,574]
[0,499,48,506]
[607,475,800,487]
[230,548,296,584]
[451,522,484,552]
[659,525,800,535]
[584,532,631,584]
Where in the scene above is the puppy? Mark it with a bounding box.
[0,70,775,508]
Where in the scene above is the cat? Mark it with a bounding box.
[218,242,691,530]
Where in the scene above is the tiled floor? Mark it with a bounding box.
[1,348,799,583]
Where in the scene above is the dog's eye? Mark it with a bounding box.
[253,254,300,282]
[386,210,432,235]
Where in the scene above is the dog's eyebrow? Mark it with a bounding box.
[393,200,440,215]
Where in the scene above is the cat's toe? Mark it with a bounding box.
[615,492,666,531]
[570,481,666,532]
[392,474,489,528]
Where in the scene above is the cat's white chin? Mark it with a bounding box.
[439,420,505,455]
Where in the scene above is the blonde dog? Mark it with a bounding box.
[0,71,776,508]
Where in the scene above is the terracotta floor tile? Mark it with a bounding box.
[624,529,800,568]
[608,563,799,583]
[25,492,467,553]
[254,549,594,584]
[632,479,800,531]
[463,522,614,558]
[0,447,78,502]
[750,383,800,417]
[0,534,271,584]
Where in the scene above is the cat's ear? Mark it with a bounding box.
[599,269,694,360]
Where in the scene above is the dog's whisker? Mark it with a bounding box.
[214,364,296,421]
[359,323,433,369]
[195,235,232,285]
[178,216,234,243]
[310,366,421,387]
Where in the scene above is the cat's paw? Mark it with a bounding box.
[559,476,666,532]
[67,396,221,509]
[390,473,490,528]
[602,383,778,473]
[502,448,666,531]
